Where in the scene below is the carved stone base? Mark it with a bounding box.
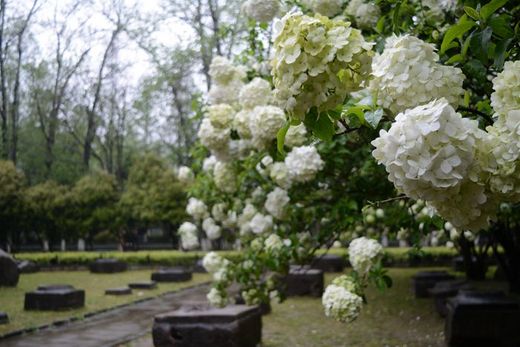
[284,267,324,297]
[152,303,262,347]
[412,271,455,298]
[89,258,127,273]
[25,285,85,310]
[152,268,192,282]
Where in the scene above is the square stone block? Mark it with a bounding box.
[445,290,520,347]
[412,271,455,298]
[152,303,262,347]
[428,279,472,317]
[24,285,85,310]
[284,267,324,297]
[129,281,157,290]
[151,268,193,282]
[89,258,127,273]
[311,254,346,273]
[105,287,132,295]
[0,312,8,324]
[192,259,207,273]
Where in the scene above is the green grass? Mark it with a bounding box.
[0,270,210,336]
[13,247,458,267]
[120,267,462,347]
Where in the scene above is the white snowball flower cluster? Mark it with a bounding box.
[270,162,292,189]
[271,12,373,119]
[344,0,380,29]
[186,198,209,220]
[198,118,230,152]
[242,0,280,22]
[237,203,257,235]
[234,110,254,139]
[491,60,520,118]
[208,56,247,105]
[178,222,199,250]
[285,145,325,183]
[177,166,194,184]
[250,213,274,234]
[371,99,484,202]
[239,77,273,109]
[369,35,465,115]
[371,98,498,230]
[264,233,284,253]
[348,237,383,274]
[322,284,363,323]
[202,251,225,273]
[207,287,228,307]
[249,105,286,148]
[213,161,238,193]
[285,124,307,147]
[303,0,344,17]
[202,217,222,240]
[208,104,235,129]
[202,155,218,173]
[264,187,290,219]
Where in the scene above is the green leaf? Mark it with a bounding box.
[480,0,509,21]
[440,16,476,55]
[446,54,463,64]
[375,16,385,33]
[364,109,384,129]
[276,122,290,155]
[494,38,513,69]
[488,15,514,38]
[461,32,474,58]
[304,109,335,141]
[464,6,480,20]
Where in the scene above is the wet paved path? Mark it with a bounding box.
[1,283,210,347]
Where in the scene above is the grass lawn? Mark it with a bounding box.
[121,267,460,347]
[0,270,210,336]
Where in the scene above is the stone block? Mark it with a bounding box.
[129,281,157,290]
[17,260,40,274]
[0,312,8,324]
[428,279,472,317]
[24,285,85,310]
[234,294,271,315]
[192,259,207,273]
[311,254,346,273]
[105,287,132,295]
[152,303,262,347]
[152,268,193,282]
[89,258,127,273]
[284,267,324,297]
[0,250,19,287]
[412,271,455,298]
[445,290,520,347]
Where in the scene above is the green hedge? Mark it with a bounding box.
[13,247,459,268]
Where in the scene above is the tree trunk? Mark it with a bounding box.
[491,222,520,293]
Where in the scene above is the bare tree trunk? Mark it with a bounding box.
[0,0,8,160]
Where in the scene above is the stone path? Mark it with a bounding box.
[1,283,210,347]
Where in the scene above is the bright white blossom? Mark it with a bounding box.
[202,217,222,240]
[202,251,225,273]
[285,124,307,147]
[270,162,292,189]
[322,284,363,322]
[213,161,238,193]
[208,104,236,129]
[212,203,227,222]
[303,0,344,17]
[344,0,380,29]
[177,166,194,184]
[209,56,247,85]
[239,77,273,109]
[369,35,465,115]
[271,12,373,119]
[178,222,199,250]
[348,237,383,274]
[198,118,230,151]
[186,198,209,220]
[234,109,254,138]
[491,60,520,117]
[285,145,325,182]
[264,233,284,252]
[249,105,286,148]
[209,78,244,105]
[371,99,486,202]
[250,213,274,234]
[265,187,290,219]
[202,155,218,173]
[242,0,280,22]
[207,287,228,307]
